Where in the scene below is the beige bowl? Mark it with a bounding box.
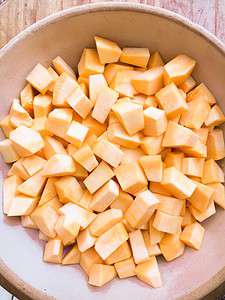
[0,3,225,300]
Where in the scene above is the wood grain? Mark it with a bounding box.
[0,0,225,49]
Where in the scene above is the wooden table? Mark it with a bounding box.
[0,1,225,299]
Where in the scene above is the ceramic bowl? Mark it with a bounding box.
[0,3,225,300]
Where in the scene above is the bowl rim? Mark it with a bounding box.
[0,2,224,300]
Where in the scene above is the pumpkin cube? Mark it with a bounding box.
[90,180,119,212]
[43,239,63,264]
[120,48,150,68]
[105,241,131,265]
[9,99,33,128]
[132,67,164,95]
[148,51,164,68]
[112,100,144,135]
[42,154,76,177]
[52,56,75,78]
[202,159,224,184]
[164,54,196,85]
[205,105,225,127]
[180,222,205,250]
[55,176,83,204]
[139,155,163,182]
[78,48,104,77]
[153,210,182,234]
[207,129,225,160]
[73,144,98,172]
[144,106,167,137]
[88,264,116,287]
[95,223,128,260]
[62,244,80,265]
[110,191,133,213]
[187,83,216,105]
[115,257,136,278]
[160,233,185,261]
[179,76,196,93]
[65,121,89,147]
[84,161,114,194]
[129,229,149,264]
[95,36,122,64]
[182,157,205,178]
[125,190,159,228]
[20,84,34,115]
[55,215,80,245]
[80,248,103,274]
[26,63,53,95]
[115,162,147,195]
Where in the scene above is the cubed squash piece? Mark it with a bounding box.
[112,101,144,135]
[120,48,150,68]
[120,147,144,165]
[189,200,216,222]
[17,169,47,197]
[31,205,58,238]
[65,121,89,147]
[43,239,63,264]
[21,215,38,229]
[104,63,133,85]
[135,256,162,288]
[139,155,163,182]
[110,191,133,213]
[20,83,34,115]
[82,116,106,137]
[26,63,53,94]
[125,190,159,228]
[110,70,140,97]
[156,194,185,216]
[182,208,195,227]
[93,138,123,168]
[108,122,141,149]
[88,264,116,287]
[205,105,225,127]
[90,208,123,237]
[52,56,76,78]
[202,159,224,184]
[0,115,15,138]
[161,167,196,199]
[62,244,80,265]
[149,215,164,245]
[78,49,104,77]
[105,241,131,264]
[88,74,108,103]
[55,215,80,245]
[115,162,147,195]
[92,87,119,124]
[8,194,38,217]
[9,99,33,128]
[46,108,73,139]
[208,183,225,209]
[153,210,182,234]
[164,54,196,85]
[129,229,149,264]
[73,144,98,172]
[8,158,29,180]
[10,126,44,157]
[164,151,184,171]
[95,223,128,260]
[115,257,136,278]
[180,222,205,250]
[66,87,93,118]
[132,67,164,96]
[53,72,78,107]
[47,67,59,93]
[90,180,119,212]
[148,51,164,68]
[180,139,207,158]
[143,231,161,256]
[80,248,103,275]
[77,228,96,252]
[207,129,225,160]
[180,98,211,130]
[33,94,52,119]
[22,155,46,176]
[43,136,67,160]
[141,135,164,155]
[193,128,209,145]
[84,161,114,194]
[162,121,199,148]
[42,154,76,177]
[39,178,57,206]
[144,107,167,137]
[187,83,216,105]
[182,157,205,178]
[160,233,185,261]
[0,139,19,163]
[78,190,93,211]
[179,76,196,93]
[55,176,83,204]
[156,83,188,118]
[95,36,122,64]
[3,175,22,214]
[59,203,96,229]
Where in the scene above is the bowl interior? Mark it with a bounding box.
[0,5,225,300]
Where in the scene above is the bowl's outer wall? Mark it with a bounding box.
[0,8,225,300]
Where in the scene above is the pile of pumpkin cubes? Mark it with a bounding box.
[1,36,225,288]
